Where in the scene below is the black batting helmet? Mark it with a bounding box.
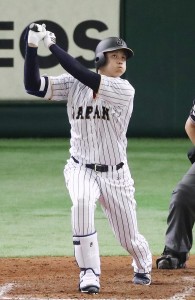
[95,37,134,70]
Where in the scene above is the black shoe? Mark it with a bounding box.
[157,255,181,269]
[156,251,187,269]
[133,273,151,285]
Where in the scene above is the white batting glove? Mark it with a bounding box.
[43,31,56,48]
[28,23,46,47]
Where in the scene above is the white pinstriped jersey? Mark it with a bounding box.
[44,74,135,165]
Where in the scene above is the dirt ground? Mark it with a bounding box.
[0,255,195,300]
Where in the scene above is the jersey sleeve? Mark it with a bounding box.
[97,75,135,107]
[189,100,195,123]
[42,74,73,101]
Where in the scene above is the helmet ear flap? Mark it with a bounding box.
[95,52,106,71]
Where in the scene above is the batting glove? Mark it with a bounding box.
[28,23,46,47]
[43,31,56,48]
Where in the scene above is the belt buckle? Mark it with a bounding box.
[94,163,101,172]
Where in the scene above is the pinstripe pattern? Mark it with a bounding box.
[64,160,152,273]
[46,73,152,274]
[45,74,134,165]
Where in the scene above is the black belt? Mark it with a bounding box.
[71,156,124,172]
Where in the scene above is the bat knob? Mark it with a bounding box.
[29,23,39,32]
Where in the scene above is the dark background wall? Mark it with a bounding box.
[0,101,69,138]
[122,0,195,137]
[1,0,195,138]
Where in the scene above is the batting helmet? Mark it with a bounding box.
[95,37,134,70]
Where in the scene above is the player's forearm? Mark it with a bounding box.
[49,44,101,93]
[185,117,195,144]
[24,46,41,91]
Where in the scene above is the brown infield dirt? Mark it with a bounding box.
[0,255,195,300]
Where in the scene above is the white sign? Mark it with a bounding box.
[0,0,120,100]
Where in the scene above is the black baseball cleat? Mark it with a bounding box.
[133,273,151,285]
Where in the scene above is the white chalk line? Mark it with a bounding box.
[1,298,168,300]
[0,283,15,298]
[0,297,89,300]
[168,276,195,300]
[0,276,195,300]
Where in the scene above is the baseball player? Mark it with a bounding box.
[156,101,195,269]
[24,23,152,293]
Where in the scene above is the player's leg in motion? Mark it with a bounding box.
[64,161,101,293]
[98,163,152,285]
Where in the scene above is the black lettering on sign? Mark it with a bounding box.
[0,22,14,30]
[20,20,108,69]
[0,21,14,67]
[20,20,68,69]
[0,58,13,67]
[0,40,13,49]
[74,20,108,69]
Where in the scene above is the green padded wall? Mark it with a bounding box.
[0,101,69,138]
[122,0,195,137]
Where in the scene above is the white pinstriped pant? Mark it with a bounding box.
[64,158,152,273]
